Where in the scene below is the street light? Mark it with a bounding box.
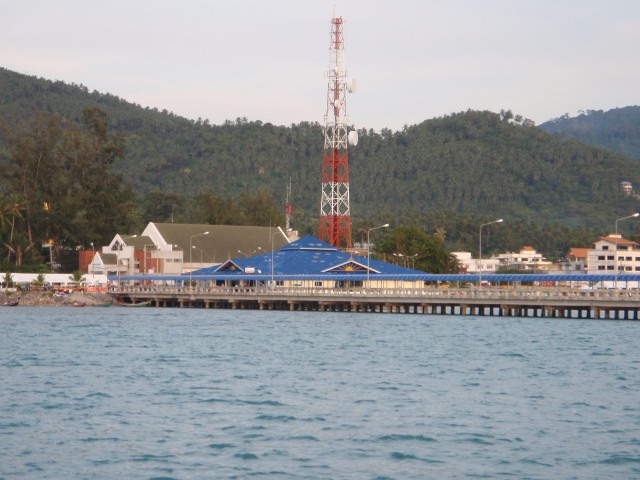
[614,213,639,289]
[189,231,209,287]
[406,253,418,270]
[90,242,95,284]
[270,232,279,287]
[142,243,155,276]
[238,247,262,257]
[367,223,389,285]
[192,245,203,268]
[479,219,503,287]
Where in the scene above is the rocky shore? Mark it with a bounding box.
[3,291,114,307]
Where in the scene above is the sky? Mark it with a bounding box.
[4,0,640,132]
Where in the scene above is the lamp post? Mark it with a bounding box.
[90,242,95,284]
[142,243,156,276]
[270,232,279,288]
[614,213,639,289]
[238,247,262,257]
[479,219,503,287]
[189,231,209,288]
[367,223,390,285]
[407,253,418,270]
[192,245,203,268]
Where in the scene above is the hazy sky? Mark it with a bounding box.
[4,0,640,131]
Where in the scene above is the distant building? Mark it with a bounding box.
[451,252,501,274]
[495,246,553,272]
[84,223,296,278]
[193,235,423,289]
[621,181,633,196]
[587,234,640,275]
[559,247,589,273]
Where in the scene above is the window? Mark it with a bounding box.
[598,266,605,270]
[314,281,323,287]
[607,256,614,261]
[602,245,609,251]
[598,255,605,260]
[607,265,614,270]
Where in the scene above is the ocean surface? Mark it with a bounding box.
[1,307,639,479]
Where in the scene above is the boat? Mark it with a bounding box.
[1,299,19,306]
[118,300,152,307]
[71,301,87,307]
[93,300,113,307]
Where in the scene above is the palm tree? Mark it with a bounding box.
[31,273,46,289]
[0,196,11,233]
[6,195,25,243]
[3,233,34,267]
[434,227,447,244]
[69,270,85,290]
[2,272,13,289]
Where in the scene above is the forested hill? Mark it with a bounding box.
[539,106,640,161]
[2,67,640,231]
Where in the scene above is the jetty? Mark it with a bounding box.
[112,285,640,320]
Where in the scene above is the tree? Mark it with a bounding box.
[69,270,85,289]
[0,108,139,267]
[239,188,285,227]
[3,232,35,267]
[376,225,459,274]
[31,273,46,289]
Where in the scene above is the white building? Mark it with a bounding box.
[558,247,588,273]
[587,234,640,275]
[451,251,501,275]
[495,246,553,272]
[453,246,553,275]
[88,222,295,279]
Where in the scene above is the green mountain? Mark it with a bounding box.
[2,67,640,234]
[539,106,640,161]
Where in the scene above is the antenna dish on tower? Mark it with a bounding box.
[348,130,359,146]
[348,78,357,93]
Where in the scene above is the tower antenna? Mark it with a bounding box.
[285,177,292,232]
[318,11,356,248]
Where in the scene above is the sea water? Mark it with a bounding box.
[1,307,639,479]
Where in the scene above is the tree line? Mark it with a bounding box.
[3,69,640,272]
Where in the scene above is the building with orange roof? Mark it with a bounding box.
[587,234,640,276]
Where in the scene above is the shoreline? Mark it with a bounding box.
[3,291,113,307]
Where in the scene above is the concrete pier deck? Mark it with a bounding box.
[112,286,640,320]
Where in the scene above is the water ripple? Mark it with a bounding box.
[1,308,639,479]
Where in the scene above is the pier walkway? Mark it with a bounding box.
[113,285,640,320]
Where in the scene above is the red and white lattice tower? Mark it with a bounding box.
[319,13,357,248]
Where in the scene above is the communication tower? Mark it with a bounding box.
[285,178,292,231]
[319,12,358,248]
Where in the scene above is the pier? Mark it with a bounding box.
[113,285,640,320]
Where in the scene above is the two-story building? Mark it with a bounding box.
[451,251,501,275]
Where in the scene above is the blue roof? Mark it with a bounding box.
[191,234,422,277]
[112,235,640,284]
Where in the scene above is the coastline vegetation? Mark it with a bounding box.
[1,68,639,273]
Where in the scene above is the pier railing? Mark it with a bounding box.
[110,285,640,318]
[112,285,640,303]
